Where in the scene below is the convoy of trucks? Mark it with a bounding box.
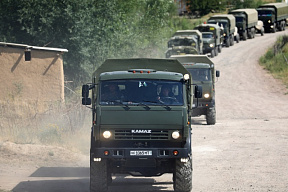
[81,3,288,192]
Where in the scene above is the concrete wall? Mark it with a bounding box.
[0,46,64,103]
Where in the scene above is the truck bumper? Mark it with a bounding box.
[192,101,214,116]
[91,147,191,159]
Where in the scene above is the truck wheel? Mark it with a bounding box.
[230,35,234,46]
[218,45,222,53]
[242,31,247,41]
[272,24,276,33]
[248,31,252,39]
[173,158,192,192]
[206,107,216,125]
[90,159,109,192]
[261,28,264,36]
[226,39,230,47]
[215,48,218,56]
[210,49,215,58]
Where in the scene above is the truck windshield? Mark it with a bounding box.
[100,80,184,106]
[258,10,273,17]
[235,17,244,22]
[187,68,211,82]
[202,34,213,38]
[168,39,196,47]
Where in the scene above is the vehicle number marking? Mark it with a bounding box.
[130,150,152,156]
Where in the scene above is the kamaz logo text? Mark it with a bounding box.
[131,130,152,134]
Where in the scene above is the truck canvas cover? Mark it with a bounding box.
[230,9,258,27]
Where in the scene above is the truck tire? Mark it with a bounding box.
[242,31,247,41]
[90,159,109,192]
[210,49,215,58]
[173,158,193,192]
[272,23,276,33]
[226,38,230,47]
[206,107,216,125]
[215,48,218,56]
[218,45,222,53]
[230,35,234,46]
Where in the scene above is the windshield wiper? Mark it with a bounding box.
[104,100,130,109]
[143,100,171,111]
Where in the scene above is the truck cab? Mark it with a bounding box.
[82,58,202,192]
[171,55,220,125]
[165,30,203,58]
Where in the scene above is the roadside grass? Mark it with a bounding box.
[259,35,288,94]
[0,99,90,155]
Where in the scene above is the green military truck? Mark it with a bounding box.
[257,3,288,33]
[82,58,202,192]
[229,9,260,40]
[194,23,223,58]
[165,30,203,58]
[171,55,220,125]
[207,14,236,47]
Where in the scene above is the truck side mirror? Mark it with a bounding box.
[216,70,220,77]
[82,84,91,105]
[194,85,202,98]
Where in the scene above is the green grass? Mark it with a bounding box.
[259,35,288,92]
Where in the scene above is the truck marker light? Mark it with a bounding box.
[140,71,143,73]
[104,151,109,156]
[147,71,151,74]
[133,70,136,73]
[103,131,112,139]
[172,131,180,139]
[173,150,179,156]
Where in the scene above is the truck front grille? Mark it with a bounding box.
[114,130,169,140]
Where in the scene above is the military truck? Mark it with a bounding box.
[208,14,236,47]
[229,9,259,40]
[82,58,202,192]
[194,23,223,58]
[257,3,288,33]
[171,55,220,125]
[165,30,203,58]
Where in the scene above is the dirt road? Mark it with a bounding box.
[1,30,288,192]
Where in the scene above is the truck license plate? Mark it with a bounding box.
[130,150,152,156]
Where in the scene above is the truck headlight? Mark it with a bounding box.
[183,73,190,80]
[103,131,112,139]
[209,44,214,48]
[172,131,180,139]
[268,20,271,23]
[204,93,210,98]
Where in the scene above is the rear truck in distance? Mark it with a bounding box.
[194,23,223,58]
[207,14,236,47]
[171,55,220,125]
[82,58,203,192]
[165,30,203,58]
[229,9,259,40]
[257,3,288,33]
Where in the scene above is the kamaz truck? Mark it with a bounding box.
[257,3,288,33]
[208,14,236,47]
[165,30,203,58]
[82,58,202,192]
[229,9,259,40]
[171,55,220,125]
[194,23,223,58]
